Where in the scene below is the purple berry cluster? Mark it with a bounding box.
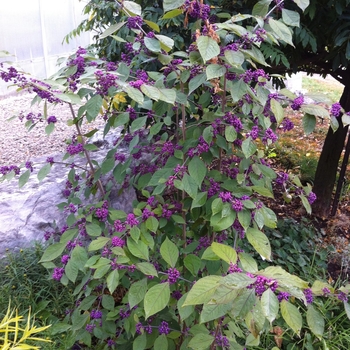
[307,191,317,204]
[67,143,84,156]
[127,15,143,30]
[291,95,304,111]
[262,128,278,144]
[47,115,57,124]
[330,102,342,117]
[52,267,65,281]
[0,165,20,176]
[184,0,211,20]
[158,321,170,335]
[167,267,180,284]
[247,274,278,297]
[111,236,125,247]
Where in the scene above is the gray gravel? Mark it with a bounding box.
[0,93,105,166]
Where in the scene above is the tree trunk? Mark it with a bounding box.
[312,83,350,217]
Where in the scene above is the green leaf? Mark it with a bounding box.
[155,34,174,52]
[307,305,324,339]
[225,125,237,142]
[270,99,284,124]
[85,95,103,121]
[261,289,279,323]
[242,137,257,158]
[86,223,102,237]
[344,302,350,321]
[144,37,162,53]
[260,266,309,290]
[221,273,256,289]
[127,237,149,260]
[300,194,312,214]
[88,237,110,251]
[106,269,119,294]
[206,64,226,80]
[154,334,168,350]
[130,226,140,242]
[294,0,310,11]
[93,264,110,279]
[109,210,127,220]
[281,300,302,336]
[188,156,207,188]
[160,237,179,267]
[197,36,220,62]
[39,242,66,262]
[19,169,30,188]
[282,9,300,27]
[246,228,271,261]
[178,293,195,321]
[188,73,207,95]
[84,144,99,151]
[202,125,213,145]
[37,163,51,182]
[200,303,232,323]
[136,262,158,277]
[133,334,147,350]
[128,278,147,309]
[230,79,247,102]
[269,18,294,46]
[241,46,269,66]
[184,254,202,276]
[210,211,236,232]
[130,116,147,133]
[182,173,198,199]
[65,246,88,283]
[144,19,160,33]
[330,115,339,132]
[140,85,159,101]
[125,86,144,104]
[342,113,350,127]
[158,88,177,105]
[144,282,170,319]
[45,122,55,136]
[301,104,329,118]
[201,247,220,261]
[252,186,274,199]
[238,209,251,231]
[224,50,245,67]
[302,113,317,135]
[162,8,183,19]
[183,276,221,306]
[123,1,142,16]
[146,216,159,232]
[252,2,269,16]
[101,158,115,174]
[188,333,214,350]
[238,252,258,273]
[231,288,256,318]
[191,192,208,210]
[100,21,126,39]
[163,0,185,12]
[211,198,223,216]
[211,242,237,264]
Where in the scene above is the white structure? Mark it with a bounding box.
[0,0,91,96]
[285,72,303,93]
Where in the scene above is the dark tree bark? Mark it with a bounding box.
[312,82,350,217]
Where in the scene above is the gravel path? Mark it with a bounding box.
[0,93,104,166]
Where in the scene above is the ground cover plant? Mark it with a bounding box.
[2,0,350,349]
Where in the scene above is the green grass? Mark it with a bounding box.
[302,76,343,103]
[0,244,76,349]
